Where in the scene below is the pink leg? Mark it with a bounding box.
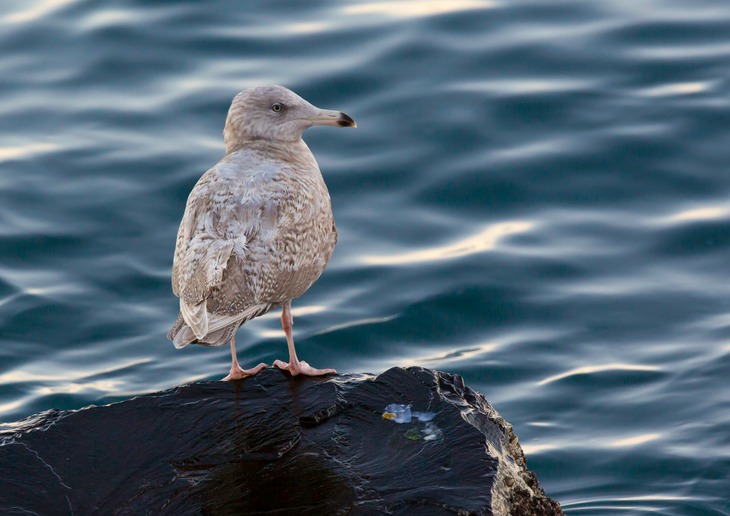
[273,300,336,376]
[222,335,267,381]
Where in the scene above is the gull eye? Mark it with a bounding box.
[271,103,283,112]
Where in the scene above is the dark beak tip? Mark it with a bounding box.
[338,112,357,128]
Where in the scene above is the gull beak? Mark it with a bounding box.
[306,109,357,128]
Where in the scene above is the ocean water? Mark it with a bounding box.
[1,0,729,513]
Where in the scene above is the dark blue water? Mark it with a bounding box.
[1,0,729,513]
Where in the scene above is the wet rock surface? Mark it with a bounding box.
[0,367,562,515]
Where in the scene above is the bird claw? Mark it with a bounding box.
[222,362,267,381]
[273,359,336,377]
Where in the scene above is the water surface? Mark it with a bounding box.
[1,0,729,513]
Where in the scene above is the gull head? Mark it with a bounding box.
[223,85,356,153]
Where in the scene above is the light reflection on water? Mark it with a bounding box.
[536,364,662,386]
[342,1,496,19]
[2,0,76,25]
[362,221,534,265]
[0,143,59,162]
[657,205,730,224]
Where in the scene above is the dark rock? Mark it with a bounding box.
[0,367,562,515]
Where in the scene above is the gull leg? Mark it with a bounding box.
[222,335,267,381]
[273,300,336,376]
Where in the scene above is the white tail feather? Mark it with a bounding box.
[177,301,275,346]
[180,299,209,339]
[173,326,196,349]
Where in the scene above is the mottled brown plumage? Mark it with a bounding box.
[168,85,356,379]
